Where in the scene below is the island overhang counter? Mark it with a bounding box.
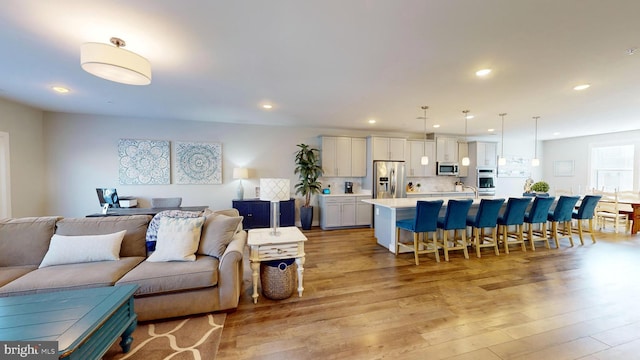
[362,196,486,252]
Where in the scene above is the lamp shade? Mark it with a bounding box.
[232,167,248,179]
[259,178,290,202]
[81,41,151,85]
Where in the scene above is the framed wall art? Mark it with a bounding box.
[118,139,170,185]
[175,141,222,184]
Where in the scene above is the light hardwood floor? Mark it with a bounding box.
[217,226,640,360]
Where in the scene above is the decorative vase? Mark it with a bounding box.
[300,206,313,230]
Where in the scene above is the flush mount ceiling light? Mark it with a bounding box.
[368,119,376,124]
[573,84,591,91]
[81,37,151,86]
[52,86,69,94]
[475,69,492,77]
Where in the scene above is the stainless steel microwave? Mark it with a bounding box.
[437,162,459,176]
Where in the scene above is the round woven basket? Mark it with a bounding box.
[260,259,296,300]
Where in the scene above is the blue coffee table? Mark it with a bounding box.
[0,285,138,360]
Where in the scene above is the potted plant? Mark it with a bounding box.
[530,181,550,194]
[294,143,323,230]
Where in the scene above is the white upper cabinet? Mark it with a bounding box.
[475,142,497,167]
[436,137,459,162]
[407,140,436,177]
[351,137,367,177]
[370,136,406,161]
[321,136,366,177]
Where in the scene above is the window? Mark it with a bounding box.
[0,131,10,218]
[591,144,634,191]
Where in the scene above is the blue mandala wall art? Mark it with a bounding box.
[175,142,222,184]
[118,139,171,185]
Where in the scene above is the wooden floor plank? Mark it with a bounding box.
[217,227,640,359]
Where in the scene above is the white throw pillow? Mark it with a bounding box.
[147,216,205,262]
[39,230,127,268]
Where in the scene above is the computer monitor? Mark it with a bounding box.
[96,188,120,208]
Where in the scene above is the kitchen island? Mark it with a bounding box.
[362,195,485,253]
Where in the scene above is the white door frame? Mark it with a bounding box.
[0,131,11,218]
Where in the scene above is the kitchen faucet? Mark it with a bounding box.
[462,185,479,199]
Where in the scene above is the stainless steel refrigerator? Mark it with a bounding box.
[373,160,406,199]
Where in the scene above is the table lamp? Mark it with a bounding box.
[259,178,290,236]
[233,167,249,200]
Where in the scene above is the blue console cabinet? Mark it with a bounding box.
[232,198,295,229]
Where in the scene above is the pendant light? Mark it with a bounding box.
[420,106,429,165]
[461,110,470,166]
[531,116,540,167]
[498,113,507,166]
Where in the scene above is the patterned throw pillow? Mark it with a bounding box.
[146,217,205,262]
[146,210,203,253]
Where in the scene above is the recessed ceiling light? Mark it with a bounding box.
[261,103,273,109]
[553,132,560,136]
[433,124,440,128]
[475,69,492,77]
[52,86,69,93]
[368,119,376,124]
[573,84,591,91]
[488,128,495,132]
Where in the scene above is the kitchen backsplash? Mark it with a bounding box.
[322,176,467,193]
[406,177,464,192]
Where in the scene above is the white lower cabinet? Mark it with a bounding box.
[320,195,372,229]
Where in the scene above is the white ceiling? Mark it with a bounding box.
[1,0,639,140]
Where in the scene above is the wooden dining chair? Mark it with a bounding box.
[395,200,444,265]
[594,190,630,233]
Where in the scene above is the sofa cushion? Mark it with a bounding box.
[198,214,243,259]
[54,215,151,257]
[0,257,144,297]
[0,265,37,287]
[0,217,60,266]
[145,210,204,252]
[116,255,219,296]
[147,217,205,262]
[39,230,127,268]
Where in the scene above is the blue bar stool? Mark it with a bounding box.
[572,195,601,244]
[497,197,531,254]
[396,200,444,265]
[547,195,580,247]
[523,196,555,250]
[437,199,473,262]
[466,198,505,258]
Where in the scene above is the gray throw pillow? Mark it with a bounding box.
[198,214,243,258]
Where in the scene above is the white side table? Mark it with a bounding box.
[247,227,307,303]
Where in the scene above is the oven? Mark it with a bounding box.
[477,168,496,196]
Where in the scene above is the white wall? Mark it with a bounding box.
[42,112,421,219]
[543,129,640,194]
[0,98,46,217]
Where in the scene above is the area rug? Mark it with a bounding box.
[103,312,226,360]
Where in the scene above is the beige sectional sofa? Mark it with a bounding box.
[0,210,246,321]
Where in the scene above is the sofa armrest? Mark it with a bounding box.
[216,229,247,309]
